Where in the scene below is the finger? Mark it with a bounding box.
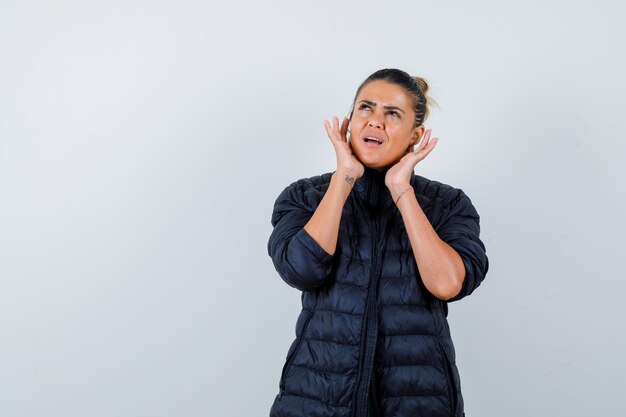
[415,136,439,159]
[333,116,340,135]
[417,129,431,152]
[340,117,349,141]
[424,134,438,151]
[324,119,337,143]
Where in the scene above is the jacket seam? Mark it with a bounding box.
[379,333,438,338]
[292,363,353,376]
[380,363,443,369]
[379,303,432,308]
[281,392,351,409]
[331,280,369,290]
[303,336,359,347]
[309,308,363,316]
[382,393,446,400]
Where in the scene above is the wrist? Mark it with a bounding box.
[389,184,411,205]
[331,171,357,197]
[333,169,358,186]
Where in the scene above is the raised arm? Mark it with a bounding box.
[394,188,466,300]
[303,171,354,255]
[267,116,364,291]
[385,129,488,301]
[306,116,366,254]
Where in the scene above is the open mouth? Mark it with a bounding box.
[363,136,384,147]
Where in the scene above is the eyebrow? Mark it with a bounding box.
[358,100,406,114]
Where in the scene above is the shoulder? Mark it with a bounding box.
[411,173,477,216]
[287,171,334,193]
[274,171,334,211]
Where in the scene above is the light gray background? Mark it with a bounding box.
[1,1,624,416]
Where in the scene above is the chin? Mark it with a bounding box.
[356,152,382,166]
[362,160,389,171]
[354,148,395,170]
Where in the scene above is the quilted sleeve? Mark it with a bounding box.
[267,181,335,292]
[436,189,489,302]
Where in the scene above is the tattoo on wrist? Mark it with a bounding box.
[344,174,355,186]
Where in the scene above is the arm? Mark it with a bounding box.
[267,172,353,291]
[267,115,364,291]
[392,186,489,302]
[393,188,466,300]
[307,114,365,256]
[303,171,354,255]
[433,190,489,302]
[385,128,488,302]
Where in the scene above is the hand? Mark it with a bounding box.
[385,129,439,200]
[324,116,365,181]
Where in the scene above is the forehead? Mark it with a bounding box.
[356,80,412,108]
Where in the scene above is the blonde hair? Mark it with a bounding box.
[410,75,439,125]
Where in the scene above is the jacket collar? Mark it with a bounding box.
[353,165,394,210]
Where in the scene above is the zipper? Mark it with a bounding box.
[371,368,381,416]
[351,178,382,417]
[351,313,368,415]
[278,310,314,400]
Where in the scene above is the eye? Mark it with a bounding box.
[387,111,400,118]
[358,103,371,111]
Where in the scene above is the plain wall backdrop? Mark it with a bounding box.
[1,1,625,416]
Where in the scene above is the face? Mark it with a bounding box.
[348,80,425,170]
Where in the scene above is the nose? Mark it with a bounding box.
[368,114,384,128]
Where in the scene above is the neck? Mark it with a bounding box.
[362,165,390,185]
[364,164,390,176]
[353,164,393,208]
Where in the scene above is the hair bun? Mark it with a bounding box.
[411,75,439,122]
[411,76,429,95]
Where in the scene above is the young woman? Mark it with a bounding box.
[267,68,489,417]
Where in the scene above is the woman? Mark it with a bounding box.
[267,68,489,417]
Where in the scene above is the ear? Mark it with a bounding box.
[410,124,426,146]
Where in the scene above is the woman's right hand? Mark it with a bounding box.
[323,116,364,181]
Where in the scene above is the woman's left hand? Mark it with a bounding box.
[385,129,439,200]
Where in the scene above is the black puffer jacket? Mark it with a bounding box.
[267,166,489,417]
